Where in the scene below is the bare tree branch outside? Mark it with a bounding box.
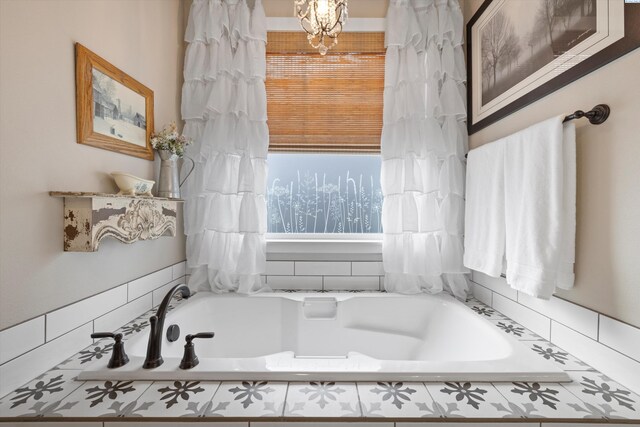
[480,0,597,105]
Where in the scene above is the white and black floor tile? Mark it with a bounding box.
[55,339,114,370]
[471,305,510,320]
[493,381,608,419]
[562,370,640,420]
[207,381,288,417]
[115,318,151,338]
[284,381,361,417]
[136,380,221,417]
[423,381,516,418]
[464,299,509,321]
[0,370,84,418]
[357,382,440,418]
[489,319,544,341]
[55,379,153,417]
[524,341,591,371]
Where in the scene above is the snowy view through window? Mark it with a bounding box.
[267,154,382,234]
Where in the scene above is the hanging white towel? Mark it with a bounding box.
[463,139,506,277]
[504,116,576,299]
[555,123,576,290]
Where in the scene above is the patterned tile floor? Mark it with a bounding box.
[0,295,639,423]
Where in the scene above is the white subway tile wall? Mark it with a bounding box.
[265,261,294,276]
[128,266,174,301]
[598,315,640,362]
[265,261,385,291]
[517,292,599,339]
[93,294,153,334]
[295,261,351,276]
[492,293,551,340]
[172,261,186,279]
[471,271,640,395]
[551,321,640,394]
[0,261,187,399]
[152,278,190,307]
[472,271,517,300]
[45,284,128,341]
[469,281,492,306]
[0,316,44,365]
[351,261,384,276]
[0,322,92,398]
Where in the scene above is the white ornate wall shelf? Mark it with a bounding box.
[50,192,183,252]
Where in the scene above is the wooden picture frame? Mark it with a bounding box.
[467,1,640,135]
[75,43,154,160]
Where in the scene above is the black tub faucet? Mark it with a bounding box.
[143,283,190,369]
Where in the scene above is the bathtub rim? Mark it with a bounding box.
[77,291,571,383]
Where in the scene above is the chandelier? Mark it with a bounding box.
[295,0,348,55]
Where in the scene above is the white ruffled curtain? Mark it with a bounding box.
[181,0,269,293]
[381,0,469,298]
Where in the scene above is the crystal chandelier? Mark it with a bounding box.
[295,0,348,55]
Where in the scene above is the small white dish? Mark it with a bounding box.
[111,172,155,196]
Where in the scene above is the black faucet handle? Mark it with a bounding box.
[91,332,123,342]
[186,332,215,342]
[180,332,214,370]
[90,332,129,368]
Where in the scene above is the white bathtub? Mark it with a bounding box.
[79,292,570,382]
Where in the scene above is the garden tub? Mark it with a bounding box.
[78,292,569,382]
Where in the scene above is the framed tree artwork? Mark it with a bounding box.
[467,0,640,134]
[75,43,154,160]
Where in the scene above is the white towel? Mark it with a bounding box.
[555,123,577,289]
[504,116,576,298]
[463,139,506,277]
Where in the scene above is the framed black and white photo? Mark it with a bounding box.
[75,43,154,160]
[467,0,640,134]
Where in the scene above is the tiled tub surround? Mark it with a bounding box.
[1,295,639,423]
[470,271,640,397]
[77,292,568,382]
[0,261,187,398]
[265,260,385,291]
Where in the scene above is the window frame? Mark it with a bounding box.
[265,18,386,246]
[266,234,383,261]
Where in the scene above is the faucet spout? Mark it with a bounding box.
[143,283,190,369]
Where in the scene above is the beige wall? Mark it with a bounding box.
[463,0,640,327]
[0,0,187,330]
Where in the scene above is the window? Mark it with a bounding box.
[267,153,382,233]
[266,32,385,234]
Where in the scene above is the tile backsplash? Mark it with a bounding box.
[265,261,385,291]
[2,257,640,406]
[471,270,640,396]
[0,261,187,398]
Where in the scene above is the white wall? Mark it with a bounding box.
[463,0,640,327]
[0,0,186,330]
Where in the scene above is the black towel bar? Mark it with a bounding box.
[464,104,610,159]
[562,104,610,124]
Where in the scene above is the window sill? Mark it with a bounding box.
[266,234,382,261]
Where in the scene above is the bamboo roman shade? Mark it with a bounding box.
[266,32,385,153]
